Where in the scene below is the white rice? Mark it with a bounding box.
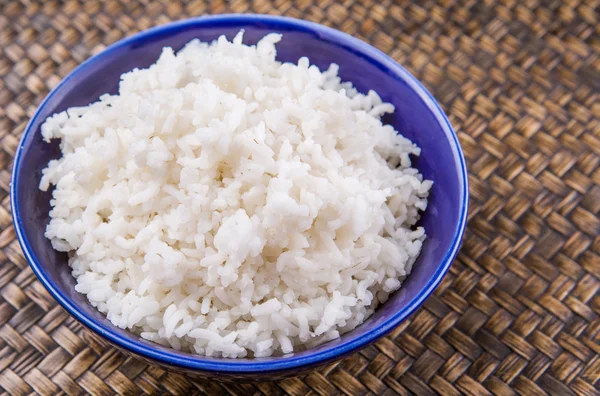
[39,32,432,358]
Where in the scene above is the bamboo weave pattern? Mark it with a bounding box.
[0,0,599,394]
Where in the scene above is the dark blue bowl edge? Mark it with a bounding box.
[10,13,469,374]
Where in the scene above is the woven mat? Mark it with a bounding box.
[1,0,599,395]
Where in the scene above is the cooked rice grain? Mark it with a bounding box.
[40,32,431,357]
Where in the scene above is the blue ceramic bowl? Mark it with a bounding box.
[11,14,468,380]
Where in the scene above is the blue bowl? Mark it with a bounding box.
[11,14,468,380]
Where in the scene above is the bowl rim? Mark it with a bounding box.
[11,13,469,374]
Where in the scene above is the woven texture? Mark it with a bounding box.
[1,0,599,394]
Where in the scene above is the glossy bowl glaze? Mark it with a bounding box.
[11,14,468,380]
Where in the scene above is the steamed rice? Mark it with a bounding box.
[39,32,432,357]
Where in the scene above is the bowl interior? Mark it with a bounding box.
[12,16,466,372]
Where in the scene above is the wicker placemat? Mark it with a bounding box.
[1,0,599,395]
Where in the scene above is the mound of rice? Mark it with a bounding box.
[39,32,432,358]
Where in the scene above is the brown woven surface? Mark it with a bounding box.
[1,0,599,394]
